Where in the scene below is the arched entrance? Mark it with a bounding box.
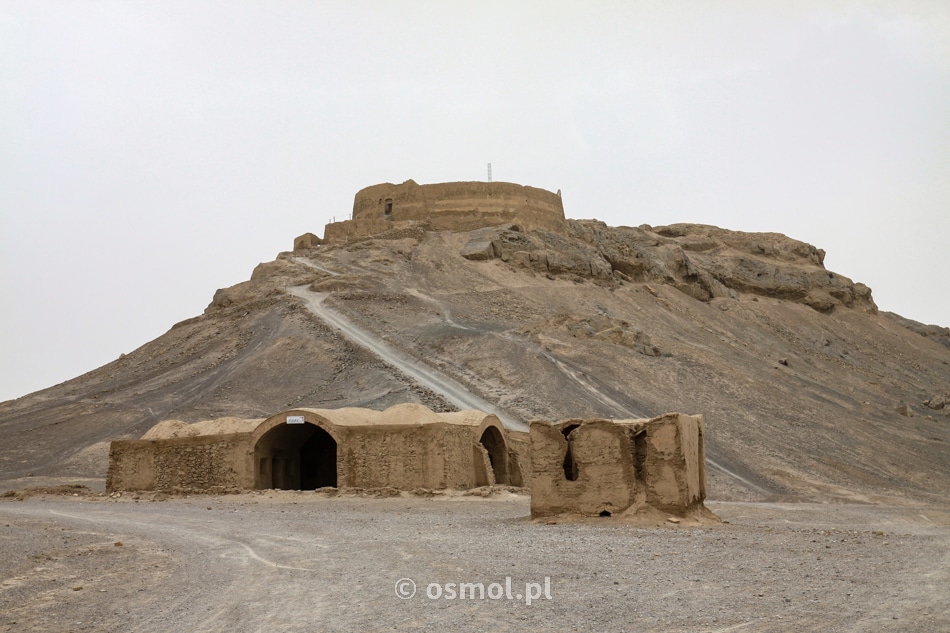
[478,426,509,485]
[255,422,337,490]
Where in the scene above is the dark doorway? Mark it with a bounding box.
[255,422,338,490]
[300,426,337,489]
[479,426,508,485]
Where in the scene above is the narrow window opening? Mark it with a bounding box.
[632,430,647,483]
[384,199,393,217]
[562,424,581,481]
[563,443,578,481]
[561,424,580,481]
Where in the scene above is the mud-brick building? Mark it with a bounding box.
[529,413,708,518]
[107,404,527,493]
[313,180,566,244]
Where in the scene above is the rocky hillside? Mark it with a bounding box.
[2,220,948,502]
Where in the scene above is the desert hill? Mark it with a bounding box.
[1,218,948,502]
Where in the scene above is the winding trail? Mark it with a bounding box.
[287,285,527,431]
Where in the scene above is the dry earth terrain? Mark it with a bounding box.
[1,219,948,630]
[0,490,948,632]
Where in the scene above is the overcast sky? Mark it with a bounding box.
[2,1,948,402]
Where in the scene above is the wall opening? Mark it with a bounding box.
[384,199,393,217]
[631,429,647,484]
[561,424,580,481]
[300,427,337,489]
[479,426,509,485]
[255,421,337,490]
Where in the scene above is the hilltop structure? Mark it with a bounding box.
[299,180,566,246]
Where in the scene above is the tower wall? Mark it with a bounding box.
[351,180,565,233]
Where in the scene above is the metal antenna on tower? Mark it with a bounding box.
[487,162,492,183]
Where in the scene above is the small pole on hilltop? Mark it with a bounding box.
[487,162,492,183]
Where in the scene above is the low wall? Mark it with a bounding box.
[335,423,470,489]
[322,218,399,243]
[293,232,322,250]
[107,433,252,492]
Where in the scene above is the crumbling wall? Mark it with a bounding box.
[529,420,637,517]
[322,218,401,243]
[107,433,252,492]
[639,413,706,512]
[529,413,707,519]
[506,429,531,487]
[293,232,322,250]
[336,424,455,489]
[334,422,512,489]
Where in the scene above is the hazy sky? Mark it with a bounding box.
[2,1,948,402]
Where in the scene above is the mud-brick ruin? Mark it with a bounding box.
[108,404,526,492]
[530,414,708,519]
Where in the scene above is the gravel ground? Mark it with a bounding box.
[1,492,948,632]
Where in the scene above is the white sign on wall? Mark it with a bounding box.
[286,415,305,425]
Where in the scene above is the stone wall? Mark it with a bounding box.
[322,218,402,243]
[335,423,463,489]
[107,433,252,492]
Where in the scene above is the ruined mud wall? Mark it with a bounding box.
[107,433,252,492]
[529,413,707,518]
[640,413,706,512]
[530,420,637,517]
[335,423,462,489]
[322,218,401,243]
[506,429,532,487]
[293,232,322,250]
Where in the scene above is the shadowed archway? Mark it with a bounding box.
[255,422,337,490]
[479,426,509,485]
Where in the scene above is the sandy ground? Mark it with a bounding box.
[1,491,948,633]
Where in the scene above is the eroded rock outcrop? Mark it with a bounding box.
[460,220,877,315]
